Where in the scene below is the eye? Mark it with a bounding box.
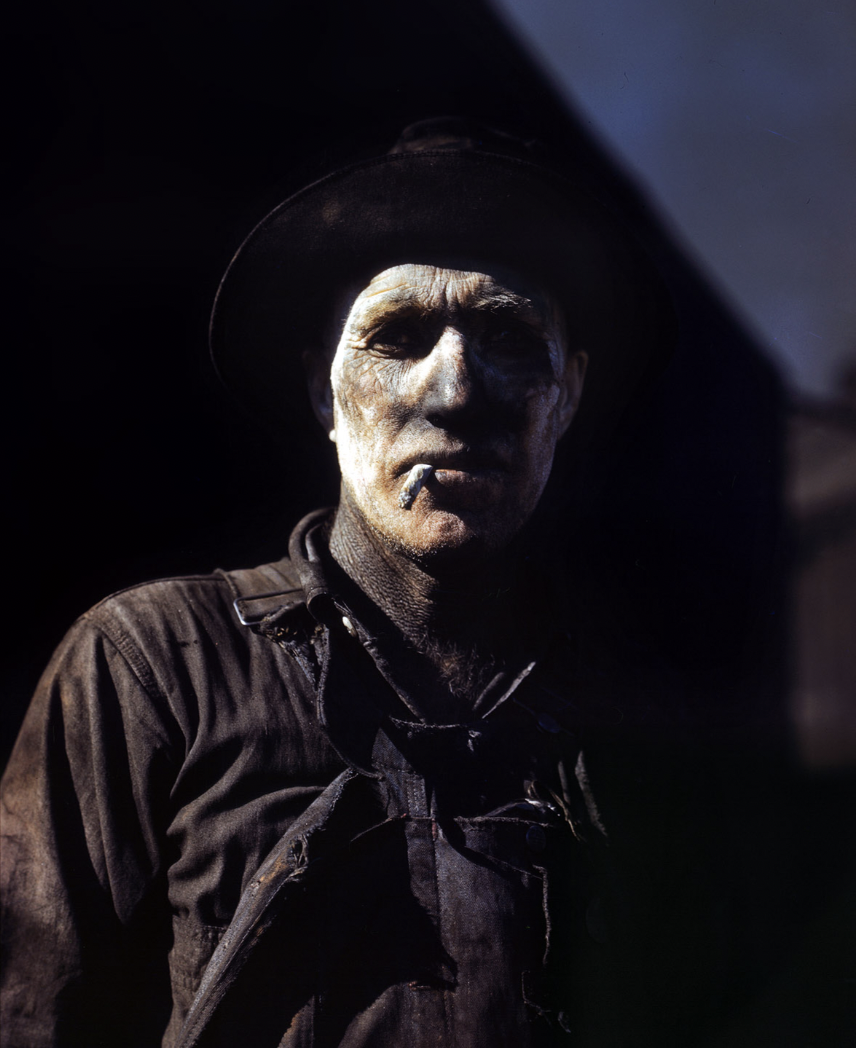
[367,322,429,357]
[482,321,548,360]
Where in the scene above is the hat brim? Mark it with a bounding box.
[210,150,675,451]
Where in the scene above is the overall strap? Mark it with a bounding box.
[175,769,401,1048]
[178,562,395,1048]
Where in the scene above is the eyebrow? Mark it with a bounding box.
[350,287,550,331]
[468,291,548,325]
[347,296,427,332]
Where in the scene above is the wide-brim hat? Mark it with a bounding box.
[210,121,675,455]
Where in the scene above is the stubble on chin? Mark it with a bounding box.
[346,482,534,572]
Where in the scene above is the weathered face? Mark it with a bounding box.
[313,263,586,565]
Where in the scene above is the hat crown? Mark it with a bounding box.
[389,117,539,163]
[210,119,675,459]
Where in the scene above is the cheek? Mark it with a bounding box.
[335,356,420,426]
[486,355,563,419]
[520,383,565,442]
[514,387,566,487]
[332,360,409,489]
[334,358,386,425]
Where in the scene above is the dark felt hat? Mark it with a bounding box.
[210,119,675,449]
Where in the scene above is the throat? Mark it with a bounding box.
[417,633,504,706]
[327,496,524,718]
[328,493,513,641]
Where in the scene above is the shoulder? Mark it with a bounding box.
[27,557,310,746]
[82,555,301,638]
[58,556,305,709]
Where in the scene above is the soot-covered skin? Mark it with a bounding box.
[314,263,587,570]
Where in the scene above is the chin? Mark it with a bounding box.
[376,504,528,569]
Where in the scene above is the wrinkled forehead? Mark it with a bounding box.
[332,261,565,346]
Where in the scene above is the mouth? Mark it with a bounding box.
[396,447,507,510]
[398,446,506,476]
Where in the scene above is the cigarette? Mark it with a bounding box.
[398,464,434,509]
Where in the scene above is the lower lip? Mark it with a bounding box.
[433,467,497,477]
[428,468,503,490]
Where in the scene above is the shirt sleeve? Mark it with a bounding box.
[1,612,183,1048]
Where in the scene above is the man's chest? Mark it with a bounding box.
[161,621,604,1047]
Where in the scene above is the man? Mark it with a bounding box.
[3,121,748,1047]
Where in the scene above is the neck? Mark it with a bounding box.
[328,493,514,650]
[327,493,559,720]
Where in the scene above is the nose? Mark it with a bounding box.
[419,328,487,425]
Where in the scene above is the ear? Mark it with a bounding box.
[303,349,336,439]
[557,350,588,438]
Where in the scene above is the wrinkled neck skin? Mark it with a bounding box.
[328,487,531,719]
[329,486,516,647]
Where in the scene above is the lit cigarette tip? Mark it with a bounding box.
[398,463,434,509]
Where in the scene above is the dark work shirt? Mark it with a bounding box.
[1,511,780,1048]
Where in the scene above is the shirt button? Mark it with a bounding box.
[526,825,547,853]
[341,615,357,637]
